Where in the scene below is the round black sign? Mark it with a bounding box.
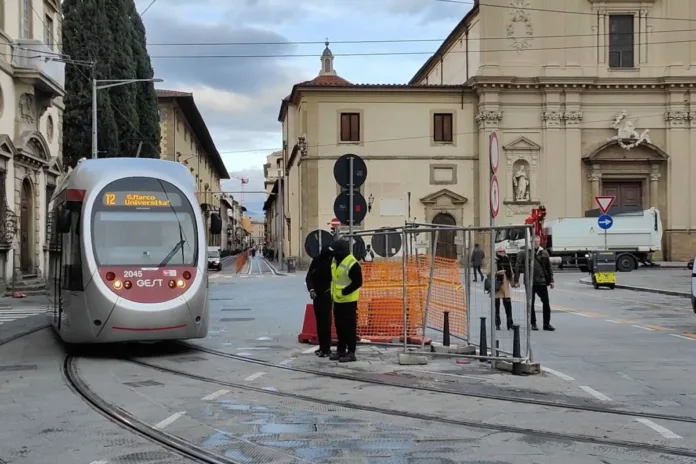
[333,190,367,225]
[371,227,402,258]
[304,229,334,258]
[348,235,366,261]
[333,154,367,189]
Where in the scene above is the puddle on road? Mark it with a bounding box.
[197,396,470,462]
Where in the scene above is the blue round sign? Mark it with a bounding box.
[597,214,613,230]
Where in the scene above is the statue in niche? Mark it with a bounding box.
[512,164,530,201]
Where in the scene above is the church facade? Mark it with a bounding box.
[411,0,696,260]
[273,0,696,263]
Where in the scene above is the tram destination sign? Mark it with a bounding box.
[102,191,182,207]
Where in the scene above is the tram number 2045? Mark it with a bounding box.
[123,270,143,278]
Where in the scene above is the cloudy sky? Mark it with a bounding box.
[134,0,472,216]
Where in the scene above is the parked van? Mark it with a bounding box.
[208,247,222,271]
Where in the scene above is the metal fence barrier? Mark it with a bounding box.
[341,222,535,365]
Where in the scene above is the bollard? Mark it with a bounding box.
[512,324,522,375]
[443,311,451,347]
[495,340,499,357]
[479,317,487,362]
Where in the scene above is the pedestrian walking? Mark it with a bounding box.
[471,243,485,282]
[305,246,334,357]
[485,246,515,330]
[329,239,363,363]
[363,245,375,263]
[514,235,555,331]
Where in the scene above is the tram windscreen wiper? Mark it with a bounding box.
[158,239,185,267]
[158,223,186,267]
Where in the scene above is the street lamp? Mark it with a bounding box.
[92,78,163,159]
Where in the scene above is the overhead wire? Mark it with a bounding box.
[144,36,696,59]
[21,1,694,156]
[144,30,692,47]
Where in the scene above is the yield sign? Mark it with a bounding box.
[594,196,616,214]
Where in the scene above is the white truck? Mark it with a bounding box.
[496,207,662,272]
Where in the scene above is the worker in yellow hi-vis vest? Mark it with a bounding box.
[329,239,363,363]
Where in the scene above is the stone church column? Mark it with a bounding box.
[475,88,503,227]
[563,91,583,216]
[540,89,564,216]
[649,165,660,208]
[588,167,601,197]
[665,90,691,258]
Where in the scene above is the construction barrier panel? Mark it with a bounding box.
[357,256,465,344]
[235,251,248,273]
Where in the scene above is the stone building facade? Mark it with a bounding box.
[0,0,65,290]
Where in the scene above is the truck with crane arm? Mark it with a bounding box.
[496,205,662,272]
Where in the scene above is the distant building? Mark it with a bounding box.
[156,90,230,247]
[262,152,282,252]
[276,0,696,262]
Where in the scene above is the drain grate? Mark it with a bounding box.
[173,355,207,363]
[221,317,255,322]
[221,308,252,311]
[0,365,37,372]
[123,380,163,387]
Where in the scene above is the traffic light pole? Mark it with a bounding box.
[348,156,354,254]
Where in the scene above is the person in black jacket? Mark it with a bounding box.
[305,245,334,357]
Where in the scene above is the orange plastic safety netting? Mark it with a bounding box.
[235,252,248,273]
[356,256,466,343]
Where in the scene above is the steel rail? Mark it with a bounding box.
[127,357,696,459]
[62,355,241,464]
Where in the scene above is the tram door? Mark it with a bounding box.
[48,205,62,327]
[51,205,83,329]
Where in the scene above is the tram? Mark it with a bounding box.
[48,158,209,343]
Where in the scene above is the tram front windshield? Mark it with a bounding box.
[91,177,198,267]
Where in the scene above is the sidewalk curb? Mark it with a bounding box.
[579,278,689,298]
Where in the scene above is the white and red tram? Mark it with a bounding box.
[48,158,209,343]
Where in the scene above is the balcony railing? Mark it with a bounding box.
[12,39,65,90]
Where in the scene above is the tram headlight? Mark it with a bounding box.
[176,279,185,288]
[183,271,191,280]
[123,280,132,289]
[106,272,115,281]
[168,280,176,288]
[113,280,123,289]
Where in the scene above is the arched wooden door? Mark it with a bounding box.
[20,178,34,274]
[432,213,456,259]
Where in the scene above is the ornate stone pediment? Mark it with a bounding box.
[15,130,51,167]
[420,189,468,206]
[503,136,541,151]
[584,139,668,162]
[0,134,17,159]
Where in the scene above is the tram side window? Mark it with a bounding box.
[61,210,83,291]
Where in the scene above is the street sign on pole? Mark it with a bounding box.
[594,196,616,214]
[489,131,499,174]
[597,214,613,230]
[334,154,367,189]
[333,190,367,225]
[304,229,334,258]
[490,175,500,218]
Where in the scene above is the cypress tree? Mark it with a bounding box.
[105,0,138,157]
[62,0,120,167]
[127,1,161,158]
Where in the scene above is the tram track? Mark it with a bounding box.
[125,355,696,459]
[181,342,696,426]
[62,355,244,464]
